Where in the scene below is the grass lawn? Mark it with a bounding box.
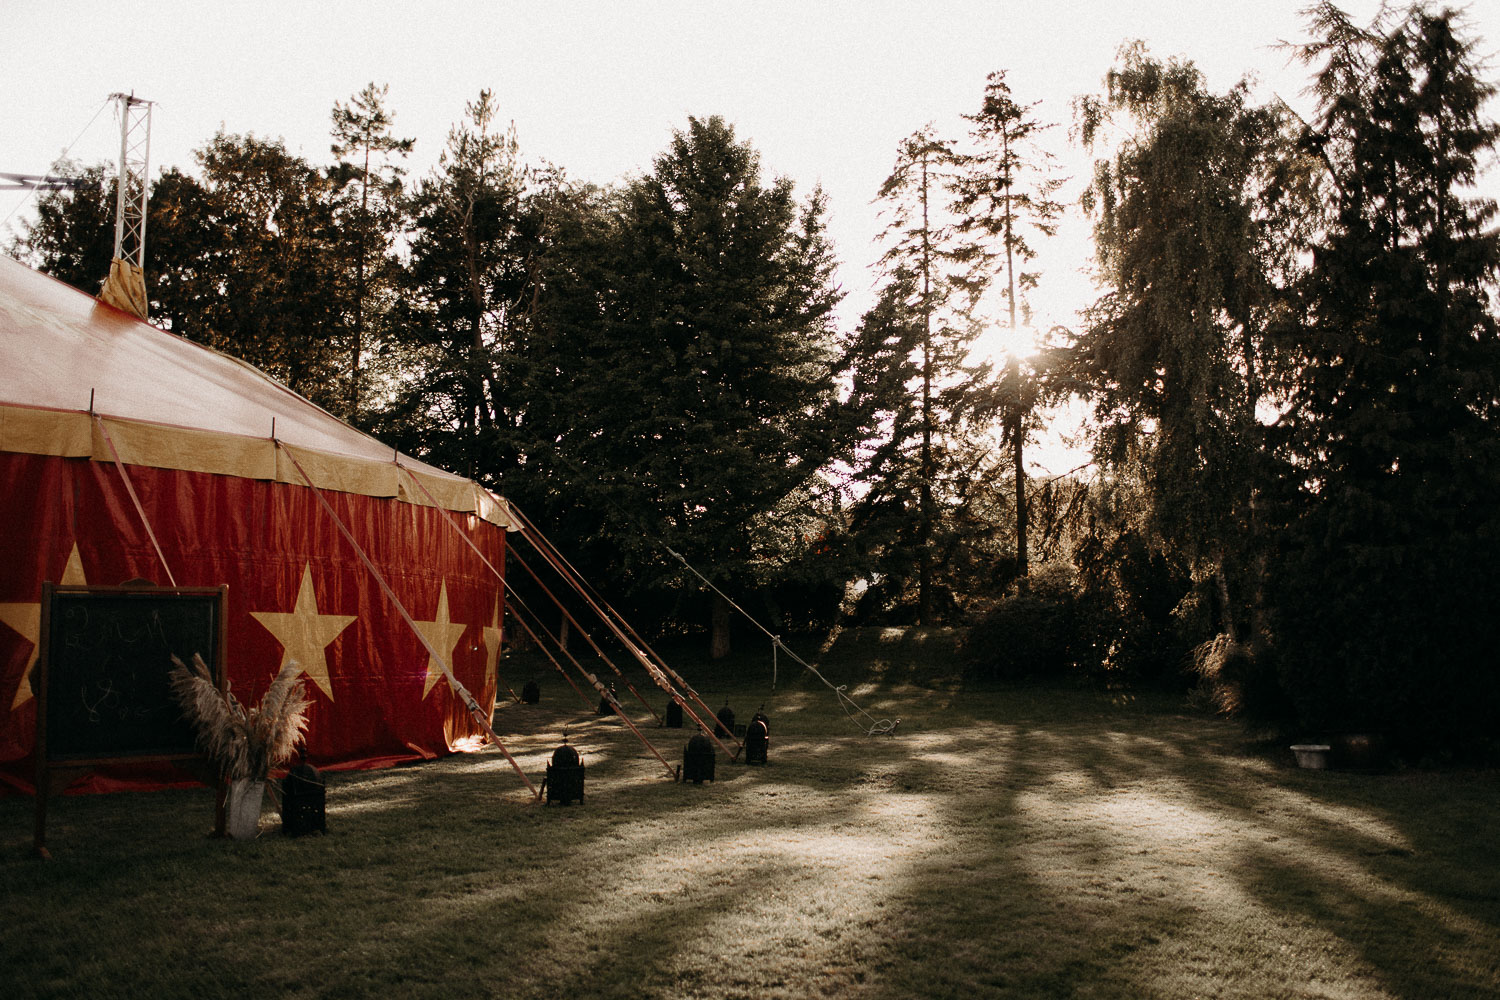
[2,628,1497,999]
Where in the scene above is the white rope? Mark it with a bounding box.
[771,635,901,738]
[664,545,900,738]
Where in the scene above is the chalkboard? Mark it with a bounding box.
[38,584,227,763]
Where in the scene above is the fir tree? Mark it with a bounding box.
[870,125,975,622]
[1272,4,1500,754]
[387,90,542,480]
[518,117,854,654]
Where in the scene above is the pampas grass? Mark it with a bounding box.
[246,660,310,778]
[170,654,310,781]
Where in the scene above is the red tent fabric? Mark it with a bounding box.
[0,258,509,794]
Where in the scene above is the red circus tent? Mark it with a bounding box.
[0,257,511,794]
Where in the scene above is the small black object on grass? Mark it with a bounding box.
[521,680,540,704]
[683,733,716,784]
[545,734,585,805]
[744,709,769,766]
[665,700,683,728]
[281,748,326,837]
[714,701,735,738]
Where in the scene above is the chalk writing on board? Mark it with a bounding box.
[43,588,223,762]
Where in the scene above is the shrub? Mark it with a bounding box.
[970,584,1202,689]
[1190,634,1288,724]
[964,566,1103,681]
[1102,615,1192,687]
[1264,515,1500,764]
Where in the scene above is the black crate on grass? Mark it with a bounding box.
[281,753,326,836]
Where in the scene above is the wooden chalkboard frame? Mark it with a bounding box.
[33,582,229,858]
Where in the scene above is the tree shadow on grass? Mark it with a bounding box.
[3,674,1497,1000]
[639,680,1500,999]
[909,713,1500,999]
[284,746,918,998]
[1235,839,1500,1000]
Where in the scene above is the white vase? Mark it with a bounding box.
[227,778,266,840]
[1291,744,1331,769]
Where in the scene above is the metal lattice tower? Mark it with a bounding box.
[110,93,153,267]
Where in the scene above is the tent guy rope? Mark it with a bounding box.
[505,504,719,719]
[522,447,898,738]
[93,412,178,587]
[496,556,679,778]
[395,464,741,759]
[392,464,686,778]
[662,544,901,738]
[503,503,743,758]
[277,441,541,799]
[507,545,665,725]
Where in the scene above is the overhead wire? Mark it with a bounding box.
[2,96,113,233]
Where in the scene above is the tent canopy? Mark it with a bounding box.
[0,257,507,524]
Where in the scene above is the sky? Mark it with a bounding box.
[3,0,1496,468]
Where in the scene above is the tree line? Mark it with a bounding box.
[10,3,1498,759]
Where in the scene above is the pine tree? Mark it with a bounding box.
[953,71,1065,587]
[870,125,976,623]
[387,90,541,480]
[329,82,414,419]
[520,116,852,654]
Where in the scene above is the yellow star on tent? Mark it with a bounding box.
[3,544,87,711]
[482,596,503,693]
[250,564,356,702]
[416,581,469,700]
